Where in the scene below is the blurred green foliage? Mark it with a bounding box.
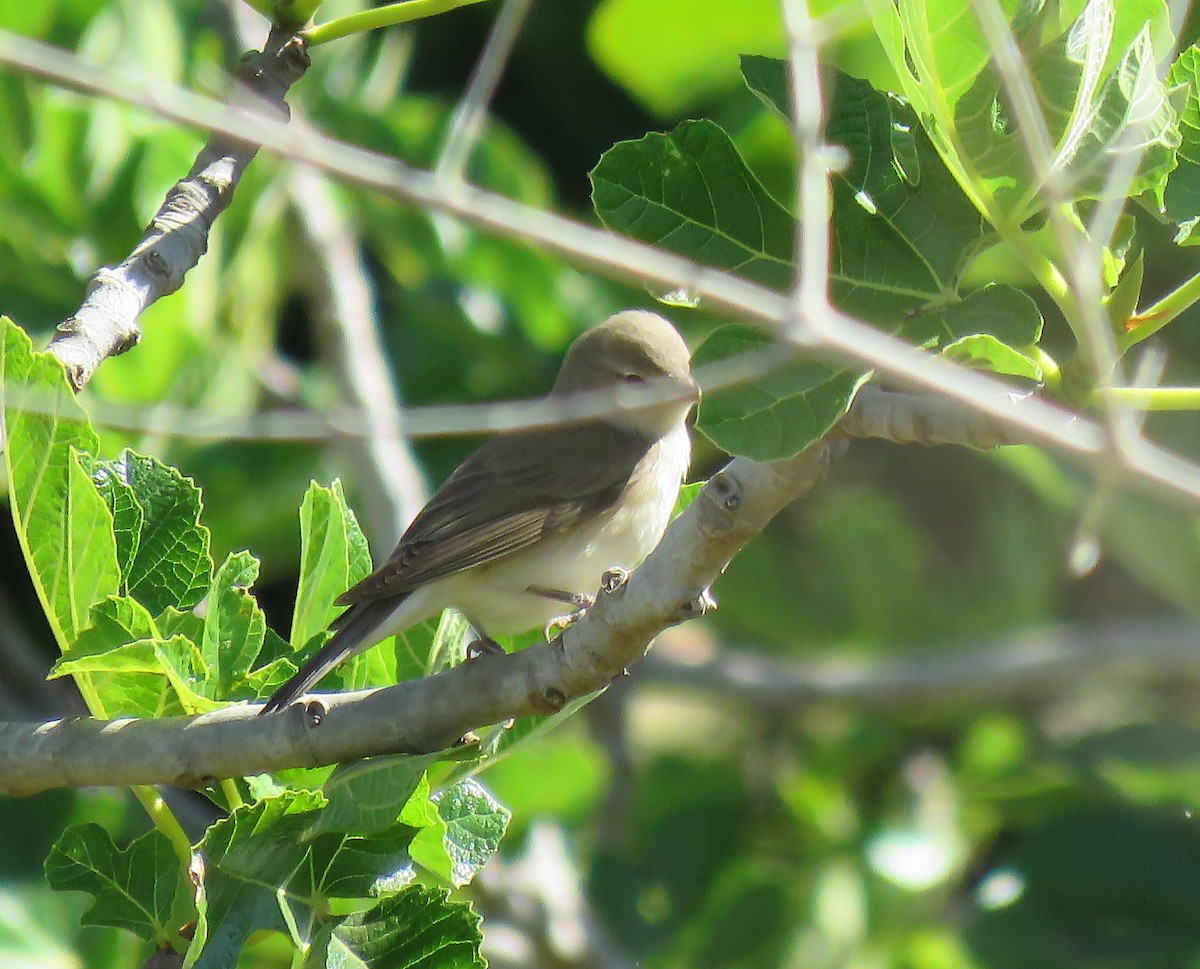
[4,0,1200,968]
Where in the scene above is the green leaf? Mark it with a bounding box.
[328,886,485,969]
[953,3,1177,213]
[587,0,785,116]
[691,324,869,460]
[591,119,795,292]
[594,72,1038,352]
[900,284,1044,349]
[45,824,187,944]
[900,0,1018,111]
[409,779,510,888]
[201,551,268,699]
[425,608,475,676]
[1074,23,1178,200]
[92,450,212,614]
[942,334,1043,380]
[291,480,371,650]
[1163,44,1200,242]
[189,791,416,968]
[50,596,216,716]
[1105,248,1145,326]
[0,319,120,648]
[674,481,704,517]
[315,754,440,836]
[742,56,988,287]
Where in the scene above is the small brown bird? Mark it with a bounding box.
[260,310,697,713]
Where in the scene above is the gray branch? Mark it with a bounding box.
[0,444,837,795]
[640,616,1200,712]
[46,26,310,391]
[840,384,1028,449]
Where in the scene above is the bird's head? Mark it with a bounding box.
[552,310,698,438]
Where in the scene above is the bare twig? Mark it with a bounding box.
[43,26,310,391]
[435,0,534,183]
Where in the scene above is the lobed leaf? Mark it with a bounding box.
[327,886,485,969]
[408,780,511,888]
[0,319,119,647]
[314,753,440,836]
[691,324,870,461]
[92,450,212,615]
[45,824,187,944]
[291,480,371,650]
[189,791,418,968]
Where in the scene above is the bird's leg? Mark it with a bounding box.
[466,624,505,659]
[526,585,596,610]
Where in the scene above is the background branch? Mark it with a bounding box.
[642,616,1200,712]
[290,168,428,543]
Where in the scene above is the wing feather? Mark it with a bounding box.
[337,423,651,605]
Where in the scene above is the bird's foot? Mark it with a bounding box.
[466,635,505,659]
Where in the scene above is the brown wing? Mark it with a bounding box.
[337,422,652,606]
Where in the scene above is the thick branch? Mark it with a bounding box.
[0,444,836,795]
[46,26,310,390]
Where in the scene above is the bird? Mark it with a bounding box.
[259,309,698,714]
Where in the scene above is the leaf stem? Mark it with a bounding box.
[302,0,494,46]
[132,786,194,868]
[221,778,246,811]
[1118,269,1200,352]
[1100,386,1200,410]
[237,0,277,20]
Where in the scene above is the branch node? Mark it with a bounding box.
[710,470,742,511]
[303,699,327,727]
[538,686,567,712]
[679,587,718,619]
[600,566,629,595]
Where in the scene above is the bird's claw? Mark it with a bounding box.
[544,608,587,641]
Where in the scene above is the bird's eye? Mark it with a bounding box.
[621,372,646,384]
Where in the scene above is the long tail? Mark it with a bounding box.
[258,600,397,715]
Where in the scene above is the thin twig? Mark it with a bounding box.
[435,0,534,183]
[780,0,832,331]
